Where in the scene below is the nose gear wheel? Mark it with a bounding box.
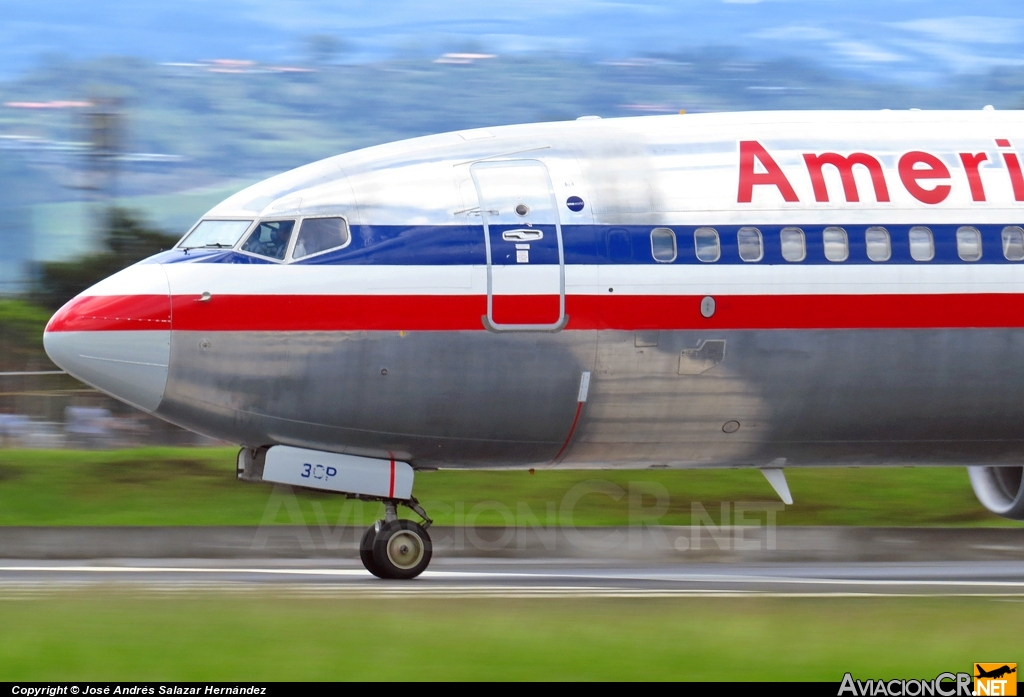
[364,519,432,580]
[359,523,384,578]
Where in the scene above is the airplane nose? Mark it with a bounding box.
[43,263,171,413]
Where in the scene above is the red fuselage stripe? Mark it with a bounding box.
[552,401,585,464]
[43,292,1024,332]
[45,294,171,332]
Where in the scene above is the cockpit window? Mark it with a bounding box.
[292,217,350,260]
[240,220,295,261]
[179,220,252,249]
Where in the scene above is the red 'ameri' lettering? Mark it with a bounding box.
[898,151,951,205]
[996,140,1024,201]
[737,141,799,203]
[802,152,890,203]
[1002,153,1024,201]
[959,152,989,202]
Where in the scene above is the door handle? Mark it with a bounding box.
[502,229,544,242]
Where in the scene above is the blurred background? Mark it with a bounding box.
[1,0,1022,448]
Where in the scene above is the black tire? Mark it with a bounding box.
[360,521,386,578]
[371,519,432,580]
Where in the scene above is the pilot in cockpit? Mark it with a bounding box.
[241,221,294,260]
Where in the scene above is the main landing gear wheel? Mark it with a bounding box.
[362,519,433,580]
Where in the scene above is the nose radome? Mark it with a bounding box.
[44,263,171,413]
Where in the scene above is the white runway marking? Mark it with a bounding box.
[2,564,1024,587]
[0,565,370,577]
[0,563,1022,597]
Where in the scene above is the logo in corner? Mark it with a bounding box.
[975,663,1017,696]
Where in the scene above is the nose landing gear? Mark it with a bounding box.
[360,498,433,579]
[236,446,434,580]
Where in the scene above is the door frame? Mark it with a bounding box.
[471,159,568,332]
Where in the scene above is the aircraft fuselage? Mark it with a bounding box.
[44,110,1024,472]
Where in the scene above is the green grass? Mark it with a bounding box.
[0,447,1016,527]
[0,592,1018,680]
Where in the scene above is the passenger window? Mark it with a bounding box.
[956,226,982,262]
[293,217,350,259]
[865,226,891,262]
[909,226,934,262]
[780,227,805,262]
[240,220,295,261]
[694,227,720,262]
[737,227,763,262]
[650,228,677,263]
[823,227,848,262]
[1003,226,1024,261]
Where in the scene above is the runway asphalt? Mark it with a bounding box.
[1,558,1023,597]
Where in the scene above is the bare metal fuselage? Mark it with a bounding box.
[156,326,1024,470]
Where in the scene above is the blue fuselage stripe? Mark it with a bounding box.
[152,223,1024,266]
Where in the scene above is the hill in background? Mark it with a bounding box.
[0,49,1020,292]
